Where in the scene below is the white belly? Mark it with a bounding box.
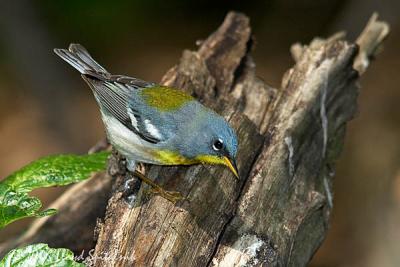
[101,112,163,164]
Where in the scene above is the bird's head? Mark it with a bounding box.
[177,110,239,178]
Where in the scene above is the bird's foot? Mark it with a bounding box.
[134,170,186,204]
[147,187,185,204]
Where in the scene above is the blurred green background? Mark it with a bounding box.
[0,0,399,266]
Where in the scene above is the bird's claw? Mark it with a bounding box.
[133,170,187,204]
[147,187,186,204]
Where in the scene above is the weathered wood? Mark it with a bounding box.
[93,12,388,267]
[354,12,390,74]
[209,13,388,267]
[211,35,359,267]
[93,14,265,266]
[0,11,389,267]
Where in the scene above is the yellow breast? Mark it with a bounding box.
[154,150,226,166]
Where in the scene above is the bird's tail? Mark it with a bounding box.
[54,44,110,79]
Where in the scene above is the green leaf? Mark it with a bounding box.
[0,243,84,267]
[2,152,110,192]
[0,152,109,228]
[0,183,57,228]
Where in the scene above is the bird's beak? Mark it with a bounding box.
[223,156,239,179]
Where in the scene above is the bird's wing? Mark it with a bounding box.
[84,75,168,144]
[54,44,174,144]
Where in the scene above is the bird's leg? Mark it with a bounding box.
[133,170,185,204]
[126,158,185,204]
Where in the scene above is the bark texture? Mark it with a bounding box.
[0,12,389,267]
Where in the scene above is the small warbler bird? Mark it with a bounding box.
[54,44,239,203]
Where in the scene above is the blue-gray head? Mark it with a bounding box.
[174,106,239,178]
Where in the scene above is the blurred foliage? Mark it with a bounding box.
[39,0,270,49]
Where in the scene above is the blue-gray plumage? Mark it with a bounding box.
[54,44,239,202]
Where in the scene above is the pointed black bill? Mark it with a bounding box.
[223,156,239,180]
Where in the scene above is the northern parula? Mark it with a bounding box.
[54,44,239,202]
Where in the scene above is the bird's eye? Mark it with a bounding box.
[212,139,224,151]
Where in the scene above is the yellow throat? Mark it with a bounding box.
[154,150,238,178]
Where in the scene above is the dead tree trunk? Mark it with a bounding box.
[0,11,389,267]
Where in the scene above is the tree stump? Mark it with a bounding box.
[0,11,389,267]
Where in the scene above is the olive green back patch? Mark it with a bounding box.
[140,86,194,111]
